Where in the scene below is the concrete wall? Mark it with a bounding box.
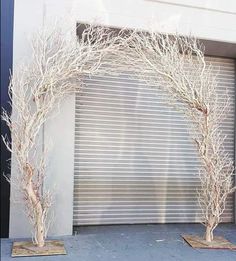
[10,0,236,238]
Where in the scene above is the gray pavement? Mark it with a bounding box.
[1,224,236,261]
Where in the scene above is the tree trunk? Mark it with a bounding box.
[24,163,45,247]
[205,226,213,242]
[202,112,214,243]
[27,181,45,247]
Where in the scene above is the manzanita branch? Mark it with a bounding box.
[1,22,123,247]
[124,30,235,242]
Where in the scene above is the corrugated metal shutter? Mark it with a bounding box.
[73,57,235,225]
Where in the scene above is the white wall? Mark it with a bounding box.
[13,0,236,64]
[72,0,236,43]
[10,0,236,238]
[43,96,75,236]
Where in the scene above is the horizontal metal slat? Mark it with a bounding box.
[73,56,235,226]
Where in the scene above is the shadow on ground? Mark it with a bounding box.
[1,224,236,261]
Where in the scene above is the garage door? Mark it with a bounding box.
[73,57,235,225]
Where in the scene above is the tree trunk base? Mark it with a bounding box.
[12,240,66,257]
[182,234,236,250]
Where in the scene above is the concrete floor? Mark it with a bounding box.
[1,224,236,261]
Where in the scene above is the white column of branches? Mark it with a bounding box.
[2,23,123,247]
[123,31,235,242]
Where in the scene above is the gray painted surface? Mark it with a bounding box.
[1,224,236,261]
[74,56,235,225]
[202,39,236,58]
[44,95,76,237]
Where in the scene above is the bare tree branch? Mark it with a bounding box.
[124,30,235,242]
[1,22,122,247]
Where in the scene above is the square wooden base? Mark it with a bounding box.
[182,235,236,250]
[12,240,66,257]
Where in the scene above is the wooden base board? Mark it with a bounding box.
[12,240,66,257]
[182,235,236,250]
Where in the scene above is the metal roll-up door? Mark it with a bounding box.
[73,57,235,225]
